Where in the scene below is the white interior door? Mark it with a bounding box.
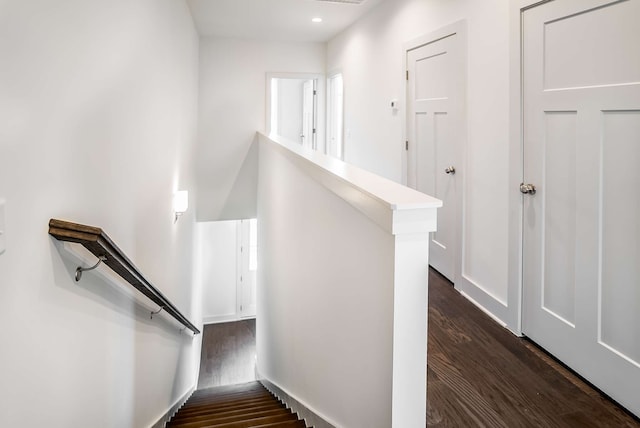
[237,219,257,318]
[406,32,463,282]
[522,0,640,417]
[302,79,316,150]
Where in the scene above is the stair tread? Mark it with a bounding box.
[170,402,285,422]
[179,396,276,413]
[170,412,299,428]
[168,408,293,427]
[170,407,290,425]
[251,420,307,428]
[168,382,306,428]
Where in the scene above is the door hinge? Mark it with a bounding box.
[406,70,409,81]
[240,305,243,312]
[313,90,317,96]
[240,275,243,282]
[313,128,316,134]
[405,140,409,150]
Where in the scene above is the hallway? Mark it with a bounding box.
[198,319,257,390]
[197,270,639,427]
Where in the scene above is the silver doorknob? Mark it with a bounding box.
[520,183,536,195]
[445,166,456,174]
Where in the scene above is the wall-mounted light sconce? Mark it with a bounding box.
[173,190,189,223]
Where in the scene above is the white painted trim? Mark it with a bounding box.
[459,290,509,329]
[457,281,510,329]
[202,314,256,325]
[259,377,338,428]
[259,133,441,235]
[507,0,554,336]
[461,273,508,307]
[150,385,194,428]
[235,220,243,316]
[326,70,345,160]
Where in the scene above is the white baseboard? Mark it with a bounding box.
[203,314,256,325]
[458,288,508,328]
[150,386,194,428]
[259,377,338,428]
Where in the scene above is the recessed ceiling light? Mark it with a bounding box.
[312,17,323,23]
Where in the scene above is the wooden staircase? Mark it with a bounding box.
[166,381,308,428]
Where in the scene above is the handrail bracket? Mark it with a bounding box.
[75,255,107,282]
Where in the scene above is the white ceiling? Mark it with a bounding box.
[186,0,386,43]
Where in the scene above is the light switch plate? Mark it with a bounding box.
[0,199,5,255]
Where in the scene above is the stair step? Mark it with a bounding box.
[170,402,285,422]
[179,396,276,414]
[252,421,307,428]
[171,404,288,422]
[167,408,294,427]
[185,414,300,428]
[167,382,307,428]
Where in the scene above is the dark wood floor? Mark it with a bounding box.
[427,269,639,427]
[197,271,640,426]
[197,319,257,390]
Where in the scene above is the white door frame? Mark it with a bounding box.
[402,21,466,187]
[507,0,554,336]
[265,72,326,153]
[302,79,316,150]
[327,70,344,160]
[404,21,488,312]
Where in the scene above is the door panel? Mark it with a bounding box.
[600,110,640,364]
[407,34,461,281]
[523,0,640,417]
[415,52,448,100]
[543,0,640,90]
[542,111,577,326]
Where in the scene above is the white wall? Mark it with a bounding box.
[0,1,201,427]
[196,38,326,221]
[327,0,515,329]
[196,220,239,323]
[257,134,439,427]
